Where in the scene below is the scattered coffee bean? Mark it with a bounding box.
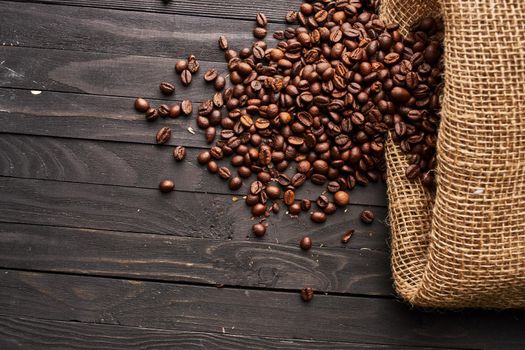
[300,236,312,250]
[159,179,175,193]
[255,13,268,27]
[145,108,159,122]
[251,203,266,217]
[159,82,175,96]
[204,68,218,82]
[134,98,150,112]
[187,54,200,74]
[301,199,312,211]
[311,211,327,224]
[169,104,181,118]
[207,160,219,173]
[156,127,171,144]
[181,100,193,115]
[218,35,229,50]
[252,223,266,237]
[284,189,295,206]
[197,150,211,165]
[334,191,350,206]
[323,202,337,215]
[181,70,192,86]
[265,185,281,199]
[157,104,170,118]
[341,229,355,244]
[175,60,188,74]
[300,287,314,302]
[360,210,375,224]
[173,146,186,161]
[289,202,302,215]
[228,176,243,190]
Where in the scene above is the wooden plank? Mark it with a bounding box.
[0,133,388,206]
[14,0,303,23]
[0,2,281,60]
[0,177,390,250]
[0,88,209,147]
[0,46,226,101]
[0,270,522,349]
[0,316,463,350]
[0,222,391,295]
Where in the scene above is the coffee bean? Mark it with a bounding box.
[285,10,297,24]
[311,174,327,185]
[204,69,218,82]
[289,202,302,215]
[301,199,312,211]
[250,180,264,195]
[159,82,175,96]
[323,202,337,215]
[316,195,329,209]
[311,211,327,223]
[265,185,281,199]
[228,176,242,190]
[291,173,306,187]
[218,35,229,50]
[134,98,150,112]
[197,151,211,165]
[207,161,219,173]
[156,127,171,144]
[159,179,175,193]
[257,171,272,183]
[173,146,186,161]
[300,287,314,302]
[145,108,159,122]
[253,27,267,39]
[300,236,312,250]
[334,191,350,206]
[251,203,266,217]
[405,164,420,180]
[205,127,216,144]
[327,181,340,193]
[157,104,170,118]
[175,60,188,74]
[181,70,192,86]
[187,54,200,74]
[252,223,266,237]
[218,166,232,180]
[360,210,375,224]
[214,76,226,91]
[284,189,295,206]
[272,202,281,214]
[169,104,181,118]
[390,87,411,103]
[256,13,268,27]
[210,146,224,160]
[341,229,354,244]
[181,100,193,115]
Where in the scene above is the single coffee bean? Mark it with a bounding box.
[159,179,175,193]
[334,191,350,206]
[265,185,281,199]
[134,98,150,112]
[341,229,355,244]
[251,203,266,217]
[360,210,375,224]
[289,202,302,215]
[173,146,186,161]
[252,223,267,237]
[297,160,311,173]
[300,236,312,250]
[255,13,268,27]
[327,181,341,193]
[181,100,193,115]
[157,104,170,118]
[301,199,312,211]
[218,166,232,180]
[169,104,181,118]
[197,150,211,164]
[228,176,243,190]
[210,146,224,160]
[405,164,420,180]
[272,202,281,214]
[245,194,259,206]
[145,108,159,122]
[390,87,411,103]
[187,54,200,74]
[300,287,314,302]
[207,160,219,173]
[204,68,218,82]
[214,76,226,91]
[323,202,337,215]
[311,211,327,223]
[218,35,229,50]
[159,82,175,96]
[284,189,295,206]
[291,173,306,187]
[181,70,192,86]
[175,60,188,74]
[257,171,272,183]
[253,27,267,39]
[316,195,329,209]
[156,127,171,144]
[250,180,264,195]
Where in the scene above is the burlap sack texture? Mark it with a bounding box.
[380,0,525,308]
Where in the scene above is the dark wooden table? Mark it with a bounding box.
[0,1,523,349]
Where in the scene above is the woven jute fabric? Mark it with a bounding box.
[380,0,525,308]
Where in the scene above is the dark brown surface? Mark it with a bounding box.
[0,1,523,349]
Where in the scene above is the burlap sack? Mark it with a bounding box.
[380,0,525,308]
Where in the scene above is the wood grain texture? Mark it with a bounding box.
[0,2,281,60]
[13,0,303,22]
[0,270,523,349]
[0,315,463,350]
[0,177,389,250]
[0,222,392,295]
[0,133,388,206]
[0,46,226,102]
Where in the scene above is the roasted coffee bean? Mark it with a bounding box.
[301,199,312,211]
[291,173,306,187]
[214,76,226,91]
[252,223,266,237]
[205,127,216,144]
[197,150,211,165]
[173,146,186,161]
[203,68,218,82]
[300,236,312,250]
[157,104,170,118]
[228,176,243,190]
[159,82,175,96]
[341,229,354,244]
[360,210,375,224]
[134,98,150,112]
[169,104,181,118]
[289,202,302,215]
[207,161,219,174]
[251,203,266,217]
[272,202,281,214]
[300,287,314,302]
[175,60,188,74]
[327,181,341,193]
[181,100,193,115]
[311,211,327,223]
[218,36,229,50]
[187,55,200,74]
[218,166,232,180]
[210,146,224,160]
[257,171,272,183]
[159,179,175,193]
[156,127,171,144]
[323,202,337,215]
[283,189,295,206]
[145,108,159,122]
[253,27,267,39]
[334,191,350,206]
[181,70,192,86]
[265,185,281,199]
[250,180,264,195]
[311,174,327,185]
[256,13,268,27]
[405,164,420,179]
[316,195,329,209]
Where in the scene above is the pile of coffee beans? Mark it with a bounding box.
[135,0,443,246]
